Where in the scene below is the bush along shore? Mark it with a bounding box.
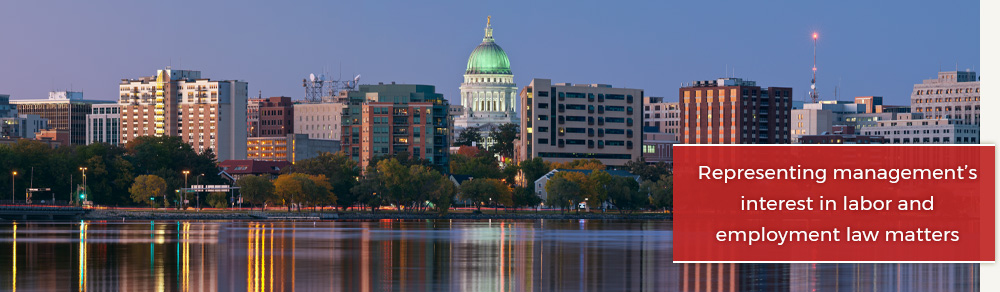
[81,209,672,221]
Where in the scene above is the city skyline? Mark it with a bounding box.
[0,0,980,106]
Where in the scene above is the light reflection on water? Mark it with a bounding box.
[0,220,979,291]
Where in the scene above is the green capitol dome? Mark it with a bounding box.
[466,17,511,75]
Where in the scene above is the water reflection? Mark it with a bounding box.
[0,220,980,291]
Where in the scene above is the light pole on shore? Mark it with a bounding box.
[79,167,88,203]
[182,170,190,209]
[11,171,17,203]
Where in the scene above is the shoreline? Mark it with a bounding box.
[76,209,672,221]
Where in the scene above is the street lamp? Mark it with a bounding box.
[11,171,17,203]
[79,167,88,203]
[182,170,190,209]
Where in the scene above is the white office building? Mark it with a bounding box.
[86,103,121,145]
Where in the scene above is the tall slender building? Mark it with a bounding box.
[119,68,247,160]
[454,16,518,148]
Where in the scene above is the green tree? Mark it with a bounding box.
[643,175,673,212]
[487,123,518,159]
[126,136,223,197]
[369,152,441,173]
[130,175,167,207]
[511,186,542,211]
[449,152,502,179]
[606,176,646,214]
[274,173,333,212]
[302,174,335,211]
[408,165,442,212]
[236,175,275,210]
[553,171,607,211]
[545,175,580,214]
[625,158,671,182]
[518,157,551,190]
[285,152,359,210]
[376,158,414,211]
[459,178,510,213]
[352,171,386,213]
[551,159,605,171]
[428,175,457,215]
[454,127,483,147]
[583,170,612,207]
[207,192,229,209]
[487,178,513,212]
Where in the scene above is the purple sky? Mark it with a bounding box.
[0,0,979,106]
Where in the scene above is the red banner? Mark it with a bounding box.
[673,145,995,262]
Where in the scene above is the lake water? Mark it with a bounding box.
[0,220,979,291]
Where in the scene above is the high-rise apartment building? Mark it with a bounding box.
[518,79,643,167]
[12,91,112,145]
[911,70,980,125]
[679,78,792,144]
[341,83,450,170]
[86,103,120,145]
[294,102,345,141]
[119,68,247,160]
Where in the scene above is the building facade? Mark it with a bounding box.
[247,134,341,163]
[791,108,834,143]
[518,79,643,167]
[12,91,112,145]
[1,115,47,139]
[911,70,980,125]
[792,98,911,143]
[341,83,450,170]
[861,114,979,144]
[119,68,247,160]
[679,78,792,144]
[294,102,345,141]
[798,125,885,144]
[643,97,680,141]
[642,133,677,166]
[247,97,262,137]
[453,17,518,148]
[219,160,291,181]
[86,103,120,145]
[0,94,14,118]
[255,96,294,137]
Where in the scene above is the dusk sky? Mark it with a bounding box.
[0,0,979,106]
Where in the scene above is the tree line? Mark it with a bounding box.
[2,132,673,214]
[0,137,223,207]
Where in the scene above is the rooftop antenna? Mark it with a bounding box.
[833,78,844,101]
[810,32,819,103]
